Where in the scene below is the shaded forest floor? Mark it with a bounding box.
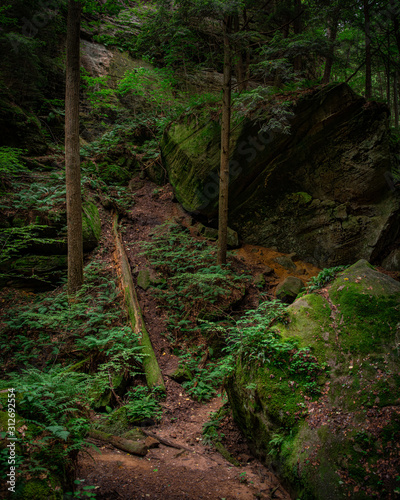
[74,179,321,499]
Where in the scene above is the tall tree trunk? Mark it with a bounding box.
[394,71,399,128]
[322,9,340,84]
[364,0,372,99]
[217,16,232,266]
[293,0,302,72]
[235,10,249,92]
[386,29,391,115]
[65,0,83,295]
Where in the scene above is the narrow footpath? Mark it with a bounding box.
[76,179,311,499]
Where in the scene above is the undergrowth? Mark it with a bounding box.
[0,261,143,378]
[0,259,154,494]
[306,265,348,292]
[139,221,250,330]
[140,222,324,401]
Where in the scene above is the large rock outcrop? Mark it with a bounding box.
[225,260,400,499]
[0,200,101,290]
[161,83,400,267]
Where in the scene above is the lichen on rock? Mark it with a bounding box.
[226,260,400,499]
[160,83,398,268]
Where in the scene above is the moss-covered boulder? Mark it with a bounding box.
[137,267,163,291]
[0,90,47,155]
[275,276,304,303]
[0,199,101,290]
[161,83,399,267]
[226,260,400,499]
[82,200,101,251]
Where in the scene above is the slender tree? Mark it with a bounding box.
[217,15,233,265]
[364,0,372,98]
[322,6,340,83]
[65,0,83,295]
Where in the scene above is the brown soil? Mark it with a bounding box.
[78,390,289,499]
[76,179,323,499]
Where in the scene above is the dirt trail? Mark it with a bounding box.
[79,386,289,499]
[76,179,313,499]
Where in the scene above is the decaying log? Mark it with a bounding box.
[88,429,148,456]
[112,213,165,391]
[141,429,194,452]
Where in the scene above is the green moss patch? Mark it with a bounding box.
[227,260,400,499]
[82,201,101,250]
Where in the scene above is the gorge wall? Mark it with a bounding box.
[161,83,400,268]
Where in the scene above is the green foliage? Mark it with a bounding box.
[0,258,147,491]
[0,4,15,26]
[66,479,97,499]
[222,300,290,364]
[179,348,228,401]
[0,146,27,179]
[0,261,144,376]
[306,265,347,292]
[0,224,62,267]
[0,367,91,482]
[202,411,224,445]
[130,4,216,69]
[124,386,163,423]
[12,172,66,215]
[201,299,326,396]
[117,67,177,108]
[139,222,249,328]
[81,71,118,119]
[268,433,285,457]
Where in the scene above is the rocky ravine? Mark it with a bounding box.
[160,83,400,268]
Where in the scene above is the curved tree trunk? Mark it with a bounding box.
[65,0,83,295]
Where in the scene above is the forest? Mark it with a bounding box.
[0,0,400,499]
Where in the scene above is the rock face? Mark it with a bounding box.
[161,83,400,267]
[0,200,101,290]
[225,260,400,499]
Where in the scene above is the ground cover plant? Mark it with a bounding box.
[0,259,149,496]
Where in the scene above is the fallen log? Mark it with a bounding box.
[88,429,148,456]
[214,441,241,467]
[112,213,165,391]
[141,429,194,452]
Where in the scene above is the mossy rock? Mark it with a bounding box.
[226,260,400,499]
[275,276,304,303]
[0,97,47,155]
[97,406,130,436]
[161,83,398,268]
[170,364,193,383]
[17,477,62,500]
[137,268,163,291]
[82,201,101,251]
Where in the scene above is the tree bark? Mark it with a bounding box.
[293,0,302,72]
[65,0,83,295]
[364,0,372,99]
[112,214,165,392]
[217,16,232,266]
[322,8,340,84]
[394,71,399,128]
[386,29,391,115]
[235,9,249,92]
